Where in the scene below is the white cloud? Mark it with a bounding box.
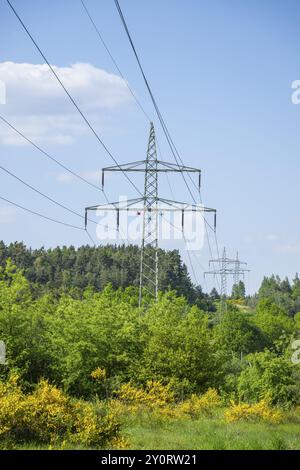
[0,61,132,145]
[275,243,300,254]
[0,114,90,146]
[0,206,17,224]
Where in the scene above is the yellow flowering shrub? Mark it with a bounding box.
[116,383,222,421]
[91,367,107,382]
[0,372,27,440]
[0,373,121,448]
[23,379,74,442]
[224,398,284,424]
[177,388,222,418]
[110,436,130,449]
[71,400,121,448]
[117,380,174,411]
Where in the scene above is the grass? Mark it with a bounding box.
[122,414,300,450]
[8,411,300,450]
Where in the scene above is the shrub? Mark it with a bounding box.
[177,388,222,418]
[91,368,107,382]
[71,400,121,448]
[224,398,284,424]
[117,380,174,411]
[0,373,121,448]
[0,372,26,441]
[237,351,300,405]
[23,379,74,442]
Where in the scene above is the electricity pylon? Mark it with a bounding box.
[85,122,217,307]
[233,251,246,285]
[204,248,249,314]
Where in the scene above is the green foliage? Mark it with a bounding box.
[0,258,300,411]
[214,308,264,356]
[258,275,300,315]
[237,351,300,405]
[1,256,300,450]
[231,281,246,300]
[253,299,294,349]
[0,241,199,303]
[0,372,120,448]
[136,294,222,395]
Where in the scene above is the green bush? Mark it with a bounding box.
[237,351,300,405]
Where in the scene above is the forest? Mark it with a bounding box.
[0,241,300,450]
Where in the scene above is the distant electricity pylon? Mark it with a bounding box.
[85,122,217,307]
[204,248,249,313]
[233,251,247,285]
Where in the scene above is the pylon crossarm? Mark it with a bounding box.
[93,206,214,213]
[86,122,217,308]
[209,257,237,264]
[87,204,216,214]
[157,197,216,213]
[102,160,201,190]
[103,160,146,170]
[102,160,200,173]
[85,197,144,212]
[205,269,249,275]
[156,160,201,173]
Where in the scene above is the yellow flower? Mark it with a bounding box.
[224,398,284,424]
[91,367,107,382]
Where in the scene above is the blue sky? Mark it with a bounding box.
[1,0,300,294]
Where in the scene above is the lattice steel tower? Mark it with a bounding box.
[85,122,217,307]
[205,248,249,314]
[232,251,249,287]
[139,123,159,304]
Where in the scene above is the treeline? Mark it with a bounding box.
[0,241,214,309]
[257,274,300,316]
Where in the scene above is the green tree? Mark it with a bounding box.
[137,293,222,395]
[253,299,294,348]
[214,308,264,357]
[231,281,246,299]
[237,350,300,405]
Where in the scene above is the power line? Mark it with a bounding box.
[113,0,221,283]
[160,213,200,286]
[5,0,221,281]
[6,0,143,197]
[86,123,215,306]
[113,1,220,214]
[82,0,215,274]
[0,115,101,192]
[114,0,197,204]
[0,163,121,233]
[0,164,87,221]
[0,195,84,230]
[85,228,96,246]
[165,155,220,288]
[80,0,151,123]
[0,116,128,237]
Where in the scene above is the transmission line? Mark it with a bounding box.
[0,164,121,234]
[114,0,198,203]
[0,164,87,221]
[85,228,96,246]
[0,115,101,192]
[113,0,221,280]
[80,0,151,123]
[6,0,142,197]
[0,195,84,231]
[165,163,220,289]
